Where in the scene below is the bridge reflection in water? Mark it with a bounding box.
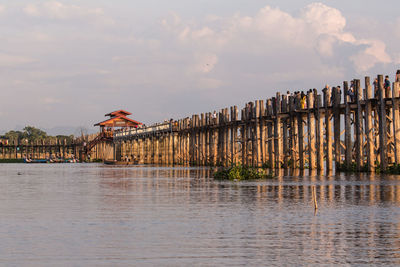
[0,163,399,265]
[98,167,400,205]
[94,166,400,265]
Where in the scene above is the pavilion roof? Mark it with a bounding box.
[105,110,132,117]
[94,114,142,127]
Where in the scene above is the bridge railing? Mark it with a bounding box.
[114,121,177,139]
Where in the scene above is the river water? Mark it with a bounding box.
[0,164,399,266]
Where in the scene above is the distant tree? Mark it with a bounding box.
[22,126,47,141]
[4,126,47,143]
[56,135,75,144]
[4,130,23,141]
[4,126,77,144]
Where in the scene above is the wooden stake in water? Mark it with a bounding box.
[312,185,318,211]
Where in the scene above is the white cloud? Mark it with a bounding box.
[350,39,391,72]
[23,1,114,25]
[0,1,398,130]
[194,53,218,73]
[43,97,61,104]
[162,2,391,73]
[301,3,346,36]
[23,4,40,16]
[0,53,35,67]
[0,5,5,14]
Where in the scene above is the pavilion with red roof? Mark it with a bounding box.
[94,110,142,134]
[82,110,143,160]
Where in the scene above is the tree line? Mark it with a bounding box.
[1,126,75,144]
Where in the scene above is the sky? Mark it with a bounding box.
[0,0,399,134]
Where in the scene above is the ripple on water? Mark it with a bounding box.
[0,164,399,266]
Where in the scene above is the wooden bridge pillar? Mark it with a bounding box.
[324,87,333,171]
[266,99,274,168]
[333,86,342,170]
[224,108,230,166]
[355,79,363,171]
[393,81,400,165]
[344,81,352,169]
[365,77,375,171]
[378,75,388,171]
[255,100,261,167]
[289,96,298,168]
[282,96,288,169]
[315,94,324,171]
[307,91,316,169]
[274,93,282,168]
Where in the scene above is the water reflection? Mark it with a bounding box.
[97,166,400,206]
[0,164,399,265]
[91,166,400,265]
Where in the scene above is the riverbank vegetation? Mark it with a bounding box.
[213,164,274,181]
[1,126,75,144]
[0,159,25,163]
[336,161,400,174]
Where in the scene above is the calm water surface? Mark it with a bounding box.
[0,164,399,266]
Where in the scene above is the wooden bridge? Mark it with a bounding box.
[104,73,400,172]
[0,139,82,161]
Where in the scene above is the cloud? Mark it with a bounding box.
[194,53,218,73]
[0,5,5,14]
[23,1,114,25]
[350,39,391,72]
[0,1,398,130]
[301,3,347,36]
[0,53,35,67]
[162,2,391,73]
[43,97,61,104]
[23,4,40,17]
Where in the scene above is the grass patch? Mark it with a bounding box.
[379,164,400,174]
[336,162,369,172]
[336,161,400,174]
[213,164,274,181]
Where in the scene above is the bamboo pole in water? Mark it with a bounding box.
[312,185,318,211]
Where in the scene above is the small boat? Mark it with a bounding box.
[24,158,78,163]
[104,160,136,165]
[24,159,48,163]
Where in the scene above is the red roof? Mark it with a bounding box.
[94,110,142,127]
[105,110,132,117]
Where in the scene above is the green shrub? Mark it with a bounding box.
[214,164,274,181]
[0,159,24,163]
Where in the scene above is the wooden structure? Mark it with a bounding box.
[0,139,81,160]
[87,110,142,160]
[94,110,142,132]
[111,73,400,172]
